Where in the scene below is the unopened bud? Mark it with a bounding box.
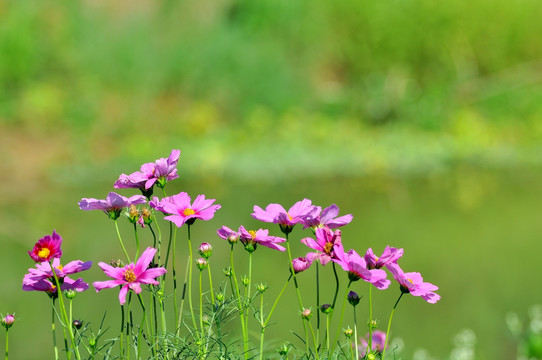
[347,291,360,306]
[320,304,333,314]
[88,336,97,348]
[198,242,213,259]
[368,319,378,329]
[216,293,224,303]
[228,233,239,244]
[128,205,139,223]
[242,275,249,287]
[72,319,83,330]
[277,343,291,356]
[257,283,268,293]
[223,267,232,277]
[64,289,77,300]
[344,328,353,338]
[292,257,312,274]
[301,308,312,319]
[110,259,125,268]
[1,314,14,329]
[196,258,208,271]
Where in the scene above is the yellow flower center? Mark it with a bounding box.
[56,264,63,271]
[248,230,257,239]
[287,212,293,220]
[407,278,413,284]
[183,208,195,216]
[323,242,333,254]
[124,269,137,283]
[38,248,50,259]
[374,256,379,261]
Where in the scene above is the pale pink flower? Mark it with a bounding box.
[252,199,319,233]
[79,192,146,220]
[301,204,353,230]
[150,192,220,227]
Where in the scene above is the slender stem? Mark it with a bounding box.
[307,320,320,360]
[207,264,215,307]
[120,304,124,358]
[173,225,179,331]
[176,257,190,336]
[382,292,404,360]
[131,224,139,260]
[244,252,253,352]
[316,262,320,348]
[331,262,340,308]
[51,299,59,360]
[349,336,355,360]
[186,225,199,336]
[368,285,373,353]
[326,313,331,350]
[230,245,248,359]
[137,294,151,359]
[354,306,359,360]
[259,291,265,360]
[50,261,80,360]
[114,219,131,263]
[264,275,292,326]
[331,280,352,352]
[4,329,7,360]
[199,271,204,347]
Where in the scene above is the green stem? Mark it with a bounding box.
[230,245,248,360]
[307,320,320,360]
[50,261,80,360]
[207,264,215,307]
[264,275,292,326]
[173,225,179,331]
[114,219,131,263]
[120,304,124,358]
[244,252,253,353]
[368,285,373,353]
[316,262,320,349]
[186,225,199,337]
[4,329,7,360]
[137,294,151,359]
[382,292,404,360]
[259,291,265,360]
[199,271,205,356]
[51,299,59,360]
[331,280,352,353]
[133,223,140,259]
[176,257,190,336]
[354,306,359,360]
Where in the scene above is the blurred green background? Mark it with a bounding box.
[2,0,542,358]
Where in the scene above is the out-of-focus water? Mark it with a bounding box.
[2,166,540,359]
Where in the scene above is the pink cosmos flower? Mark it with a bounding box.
[252,199,319,233]
[28,230,63,263]
[332,242,390,289]
[387,263,441,303]
[1,314,14,329]
[301,226,342,265]
[150,192,221,227]
[23,258,92,295]
[301,204,353,230]
[93,247,167,305]
[358,331,387,357]
[238,225,286,252]
[79,192,146,220]
[292,257,312,273]
[365,246,404,270]
[114,149,181,191]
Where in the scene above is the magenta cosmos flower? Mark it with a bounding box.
[79,192,146,220]
[301,204,353,230]
[93,247,167,305]
[238,225,286,252]
[23,258,92,295]
[114,149,181,192]
[292,257,312,273]
[150,192,221,227]
[252,199,319,233]
[387,263,440,303]
[365,246,404,270]
[28,230,63,263]
[301,226,342,266]
[332,242,389,289]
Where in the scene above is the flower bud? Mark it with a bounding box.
[141,207,153,225]
[301,308,312,319]
[128,205,139,223]
[292,257,312,274]
[72,319,83,330]
[89,336,97,348]
[242,275,249,287]
[368,319,378,329]
[64,289,77,300]
[196,258,208,271]
[367,354,376,360]
[198,242,213,259]
[110,259,125,268]
[228,233,239,244]
[344,328,353,338]
[223,267,232,277]
[347,291,360,306]
[1,314,14,329]
[257,283,268,293]
[320,304,333,314]
[277,343,291,356]
[216,293,224,303]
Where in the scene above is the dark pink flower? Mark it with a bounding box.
[332,242,389,289]
[301,227,342,265]
[252,199,319,233]
[93,247,167,305]
[301,204,353,230]
[358,331,387,356]
[365,246,404,269]
[79,192,146,220]
[114,149,181,191]
[28,231,63,263]
[292,257,312,273]
[151,192,221,227]
[387,263,440,303]
[238,226,286,252]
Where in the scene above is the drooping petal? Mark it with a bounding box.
[137,268,167,284]
[134,247,157,276]
[118,285,129,305]
[93,279,126,292]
